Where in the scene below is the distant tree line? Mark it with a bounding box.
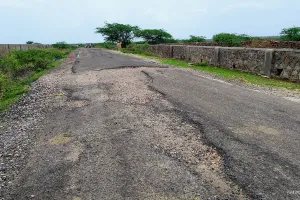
[95,22,300,47]
[26,41,42,44]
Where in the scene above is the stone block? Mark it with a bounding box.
[263,49,273,77]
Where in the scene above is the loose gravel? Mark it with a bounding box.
[0,58,74,199]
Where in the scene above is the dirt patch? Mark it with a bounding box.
[49,133,72,145]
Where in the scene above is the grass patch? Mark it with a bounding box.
[126,53,300,90]
[0,48,72,112]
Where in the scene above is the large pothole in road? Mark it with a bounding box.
[70,92,90,101]
[60,88,91,109]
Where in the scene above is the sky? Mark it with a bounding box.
[0,0,299,44]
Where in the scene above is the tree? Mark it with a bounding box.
[134,29,173,44]
[26,41,34,44]
[95,22,139,47]
[186,35,206,42]
[280,27,300,41]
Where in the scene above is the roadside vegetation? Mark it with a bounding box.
[120,44,152,55]
[119,46,300,90]
[94,42,116,49]
[95,22,300,48]
[280,27,300,41]
[94,23,300,89]
[0,46,73,112]
[52,41,76,49]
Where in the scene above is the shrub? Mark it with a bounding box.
[95,42,116,49]
[0,72,7,99]
[184,35,206,43]
[280,27,300,41]
[0,48,69,111]
[212,33,252,46]
[0,49,67,77]
[165,38,179,43]
[121,44,151,55]
[77,44,85,47]
[52,41,72,49]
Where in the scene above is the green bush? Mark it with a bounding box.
[121,44,151,55]
[165,38,179,43]
[280,27,300,41]
[184,35,206,43]
[0,48,70,111]
[0,49,66,77]
[77,44,85,47]
[212,33,252,46]
[94,42,116,49]
[52,41,72,49]
[0,72,7,98]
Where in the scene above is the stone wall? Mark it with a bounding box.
[273,50,300,81]
[189,46,216,65]
[218,48,266,74]
[0,44,51,56]
[150,45,173,58]
[166,40,300,49]
[149,44,300,82]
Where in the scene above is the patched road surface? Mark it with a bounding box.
[1,48,300,200]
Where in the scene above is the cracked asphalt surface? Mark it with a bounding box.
[1,48,300,200]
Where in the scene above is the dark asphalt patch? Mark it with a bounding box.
[98,65,168,71]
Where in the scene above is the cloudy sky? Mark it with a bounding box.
[0,0,299,44]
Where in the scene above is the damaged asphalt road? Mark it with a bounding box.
[1,48,300,200]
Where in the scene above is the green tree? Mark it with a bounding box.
[280,27,300,41]
[135,29,173,44]
[95,22,139,47]
[26,41,34,44]
[186,35,206,42]
[212,33,252,46]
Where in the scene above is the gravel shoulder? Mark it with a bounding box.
[0,57,75,198]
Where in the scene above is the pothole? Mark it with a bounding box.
[70,92,90,101]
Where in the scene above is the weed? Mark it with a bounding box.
[0,48,70,112]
